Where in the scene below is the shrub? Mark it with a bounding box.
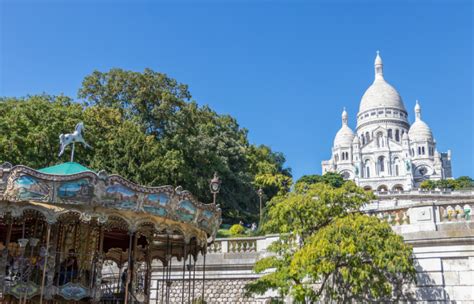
[229,224,245,236]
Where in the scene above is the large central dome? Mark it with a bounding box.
[358,52,406,114]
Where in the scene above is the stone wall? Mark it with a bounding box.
[149,279,261,304]
[158,190,474,303]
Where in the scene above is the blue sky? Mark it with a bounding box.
[1,0,472,179]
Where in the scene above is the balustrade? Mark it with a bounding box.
[208,241,222,253]
[373,209,410,225]
[439,204,472,222]
[228,239,257,253]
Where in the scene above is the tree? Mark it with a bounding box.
[420,180,436,190]
[1,65,292,223]
[295,172,345,190]
[245,181,416,303]
[78,68,190,137]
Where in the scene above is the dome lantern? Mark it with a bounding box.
[375,50,383,79]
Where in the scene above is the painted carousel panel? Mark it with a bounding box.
[11,175,49,202]
[7,281,40,299]
[105,183,138,211]
[57,178,94,204]
[58,282,90,301]
[143,193,170,216]
[176,200,197,222]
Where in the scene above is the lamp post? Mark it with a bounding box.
[257,188,264,226]
[209,172,221,204]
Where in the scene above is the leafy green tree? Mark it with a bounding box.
[0,68,291,222]
[454,176,474,189]
[295,172,345,190]
[420,180,436,190]
[78,68,190,137]
[245,182,415,303]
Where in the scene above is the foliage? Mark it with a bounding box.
[245,181,416,302]
[419,180,436,190]
[229,224,246,236]
[295,172,345,192]
[0,68,291,222]
[420,177,473,190]
[216,228,233,238]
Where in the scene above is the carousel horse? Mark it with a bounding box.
[58,122,92,158]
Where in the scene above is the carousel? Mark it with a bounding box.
[0,123,222,303]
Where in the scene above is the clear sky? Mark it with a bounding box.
[1,0,472,179]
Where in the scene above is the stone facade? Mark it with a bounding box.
[322,52,452,191]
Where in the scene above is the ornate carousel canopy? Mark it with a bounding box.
[0,160,221,303]
[0,162,221,242]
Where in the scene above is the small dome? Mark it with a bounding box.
[334,108,355,147]
[408,100,433,142]
[334,125,355,147]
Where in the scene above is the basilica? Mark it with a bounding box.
[322,52,452,191]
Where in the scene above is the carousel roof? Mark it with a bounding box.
[38,161,94,175]
[0,161,221,245]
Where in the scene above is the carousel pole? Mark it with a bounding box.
[161,235,170,304]
[181,242,187,303]
[124,231,134,304]
[191,255,196,303]
[166,242,173,304]
[70,142,75,162]
[39,223,51,304]
[1,217,12,296]
[187,252,192,304]
[201,250,206,303]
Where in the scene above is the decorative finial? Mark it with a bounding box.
[374,51,383,80]
[58,122,92,162]
[341,107,348,125]
[414,100,421,120]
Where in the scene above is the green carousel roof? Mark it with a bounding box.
[38,162,94,175]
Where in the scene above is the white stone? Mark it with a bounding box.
[416,258,442,272]
[322,52,452,190]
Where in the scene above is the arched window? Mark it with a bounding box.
[395,129,400,142]
[388,129,393,139]
[418,147,421,155]
[422,147,425,155]
[378,156,385,172]
[366,132,370,142]
[365,160,371,178]
[376,132,383,147]
[361,135,365,145]
[393,157,399,176]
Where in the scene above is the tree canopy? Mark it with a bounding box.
[0,69,291,222]
[245,178,416,303]
[420,176,473,190]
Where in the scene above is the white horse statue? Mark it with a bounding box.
[58,122,92,161]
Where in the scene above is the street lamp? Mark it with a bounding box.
[257,188,264,226]
[209,172,221,204]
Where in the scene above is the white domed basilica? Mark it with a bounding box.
[322,52,452,191]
